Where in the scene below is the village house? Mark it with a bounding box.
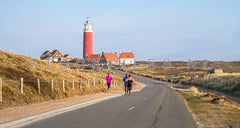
[40,49,72,62]
[64,54,73,61]
[88,54,101,61]
[119,52,135,65]
[40,50,51,60]
[100,52,119,64]
[50,49,63,62]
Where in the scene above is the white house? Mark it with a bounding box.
[119,52,135,65]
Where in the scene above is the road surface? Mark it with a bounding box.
[23,70,197,128]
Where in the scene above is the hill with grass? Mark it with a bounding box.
[0,50,123,109]
[122,61,240,97]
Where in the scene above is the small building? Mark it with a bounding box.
[40,49,66,62]
[88,54,101,61]
[100,52,119,64]
[40,50,51,60]
[119,52,135,65]
[49,49,63,62]
[209,69,224,74]
[64,54,73,61]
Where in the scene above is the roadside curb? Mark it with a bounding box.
[0,83,146,128]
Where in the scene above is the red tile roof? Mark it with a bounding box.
[50,49,63,58]
[120,52,134,58]
[64,54,70,58]
[51,49,58,55]
[89,54,101,60]
[63,54,73,60]
[41,50,51,56]
[103,53,119,61]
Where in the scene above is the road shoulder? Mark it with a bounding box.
[0,82,145,124]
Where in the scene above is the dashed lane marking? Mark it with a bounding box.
[128,106,135,111]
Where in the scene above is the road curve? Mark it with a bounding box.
[23,70,197,128]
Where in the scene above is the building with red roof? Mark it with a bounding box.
[40,50,51,60]
[50,49,63,62]
[89,54,101,61]
[40,49,72,62]
[119,52,135,65]
[64,54,73,61]
[100,52,119,64]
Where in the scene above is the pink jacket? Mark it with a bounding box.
[106,75,112,84]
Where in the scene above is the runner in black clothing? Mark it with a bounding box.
[126,74,134,95]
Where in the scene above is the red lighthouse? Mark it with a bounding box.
[83,17,93,58]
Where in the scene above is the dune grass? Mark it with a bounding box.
[178,87,240,128]
[189,74,240,98]
[0,50,123,109]
[125,63,240,98]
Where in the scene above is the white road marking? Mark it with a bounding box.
[128,106,135,111]
[0,83,146,128]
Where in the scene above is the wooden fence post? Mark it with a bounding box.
[79,80,82,89]
[102,80,104,86]
[62,80,65,92]
[93,79,95,87]
[37,79,40,94]
[20,78,23,93]
[99,80,101,85]
[72,80,75,89]
[0,78,2,102]
[87,80,89,86]
[51,79,53,91]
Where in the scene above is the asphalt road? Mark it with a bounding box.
[23,71,197,128]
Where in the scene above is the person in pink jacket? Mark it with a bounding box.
[106,73,113,92]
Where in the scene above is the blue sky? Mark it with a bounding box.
[0,0,239,61]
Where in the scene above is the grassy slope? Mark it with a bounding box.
[0,50,123,109]
[127,63,240,97]
[178,87,240,128]
[187,74,240,97]
[129,61,240,77]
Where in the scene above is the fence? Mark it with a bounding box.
[0,78,123,102]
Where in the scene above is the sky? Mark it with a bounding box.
[0,0,239,61]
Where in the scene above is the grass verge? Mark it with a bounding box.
[0,50,124,109]
[178,87,240,128]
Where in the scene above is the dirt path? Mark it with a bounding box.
[0,82,144,123]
